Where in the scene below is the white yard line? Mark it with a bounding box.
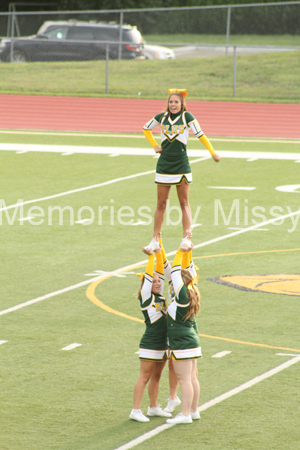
[212,351,232,358]
[75,218,92,224]
[208,186,256,190]
[18,216,35,222]
[0,155,206,213]
[0,170,156,212]
[1,144,300,161]
[228,227,269,231]
[61,343,82,351]
[1,206,300,317]
[115,355,300,450]
[190,208,300,252]
[0,276,105,316]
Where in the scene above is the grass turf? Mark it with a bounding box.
[0,133,300,450]
[0,50,299,102]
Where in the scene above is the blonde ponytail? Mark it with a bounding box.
[181,269,200,321]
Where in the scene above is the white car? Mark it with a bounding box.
[143,44,175,60]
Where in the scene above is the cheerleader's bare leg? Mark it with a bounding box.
[176,180,193,250]
[143,185,171,254]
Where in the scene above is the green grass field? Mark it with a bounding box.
[1,131,300,450]
[0,50,299,102]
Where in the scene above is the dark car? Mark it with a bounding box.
[0,21,144,62]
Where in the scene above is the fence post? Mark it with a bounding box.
[233,45,236,98]
[118,10,124,60]
[7,6,12,37]
[106,44,109,94]
[226,6,231,56]
[9,9,15,62]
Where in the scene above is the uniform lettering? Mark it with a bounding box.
[161,124,185,135]
[156,302,166,312]
[165,298,173,307]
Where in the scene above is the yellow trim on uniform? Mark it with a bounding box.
[182,252,190,269]
[172,250,184,268]
[199,134,215,156]
[159,239,167,265]
[143,129,158,148]
[163,133,179,143]
[188,251,193,267]
[145,254,155,278]
[155,250,164,276]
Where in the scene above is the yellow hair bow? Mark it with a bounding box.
[136,273,145,281]
[168,88,188,98]
[187,275,199,290]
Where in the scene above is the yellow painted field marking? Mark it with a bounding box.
[86,275,143,324]
[199,334,300,353]
[192,247,300,260]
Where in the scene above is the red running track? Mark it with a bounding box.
[0,94,299,138]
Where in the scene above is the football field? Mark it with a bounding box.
[1,130,300,450]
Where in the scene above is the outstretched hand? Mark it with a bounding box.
[142,246,161,255]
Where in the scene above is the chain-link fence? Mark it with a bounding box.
[0,2,299,98]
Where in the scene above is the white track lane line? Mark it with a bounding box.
[1,206,300,317]
[115,355,300,450]
[0,157,207,213]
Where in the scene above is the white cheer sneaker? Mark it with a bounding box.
[179,236,193,252]
[147,405,171,418]
[166,412,193,424]
[164,396,181,413]
[142,238,160,255]
[191,410,201,420]
[129,409,150,422]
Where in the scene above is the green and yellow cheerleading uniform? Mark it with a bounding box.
[167,250,201,360]
[143,110,216,185]
[138,252,168,361]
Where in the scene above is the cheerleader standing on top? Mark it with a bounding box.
[142,88,220,254]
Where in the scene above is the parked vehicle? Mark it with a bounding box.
[0,21,144,62]
[143,44,175,60]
